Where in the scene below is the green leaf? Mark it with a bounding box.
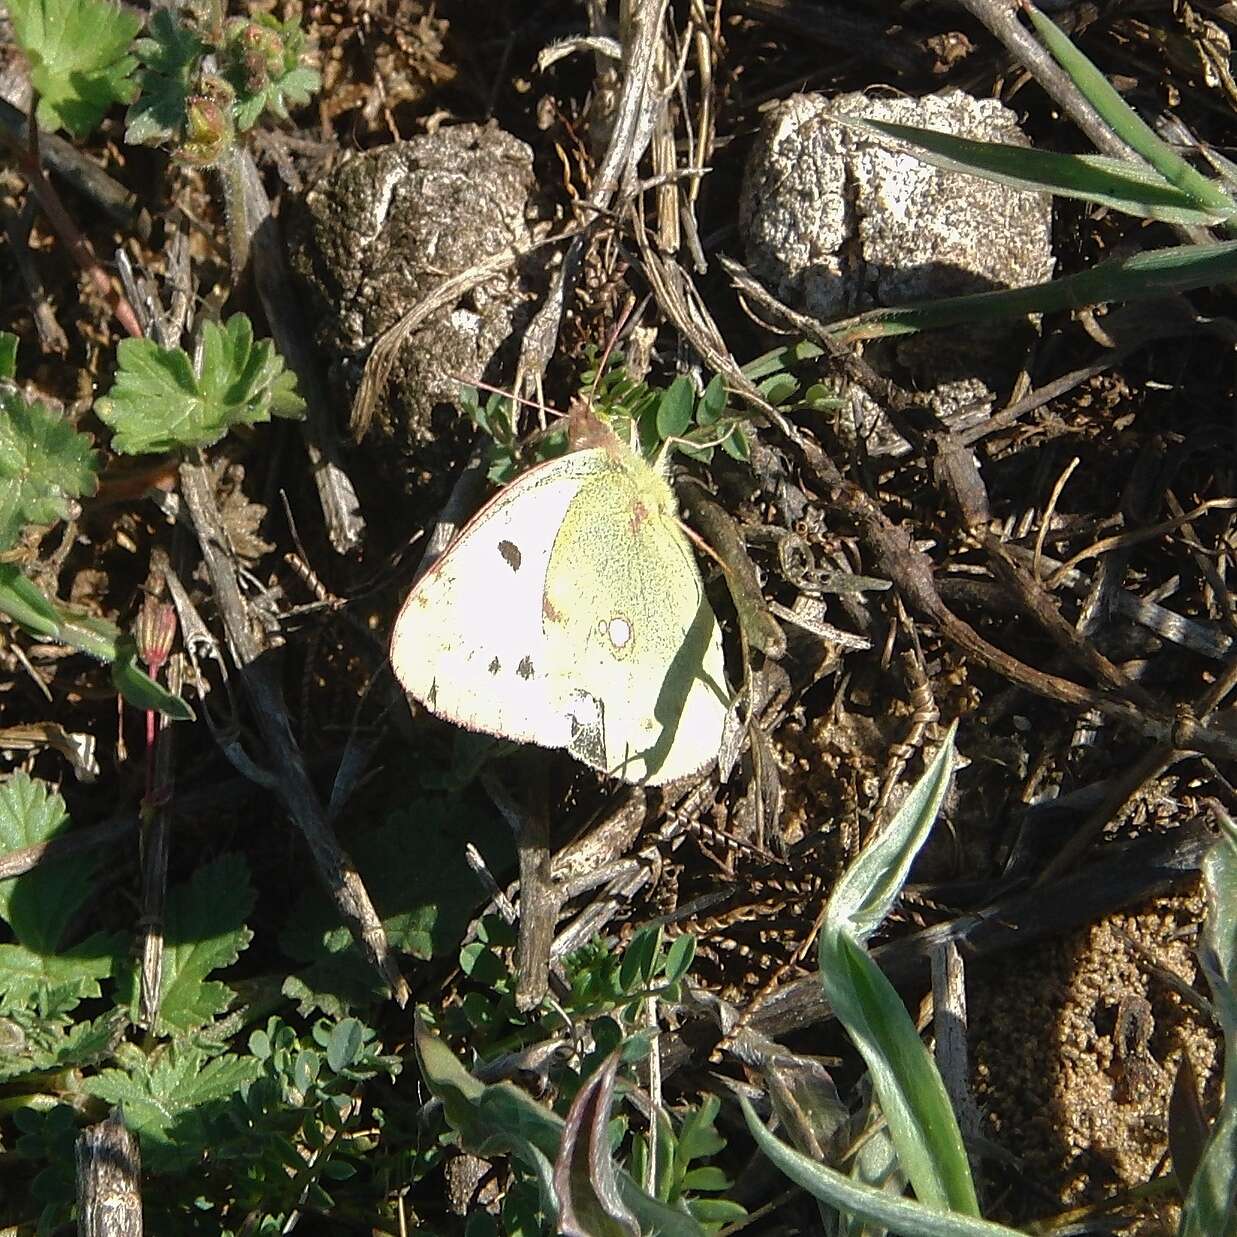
[826,723,957,943]
[655,376,695,442]
[1181,814,1237,1235]
[124,7,204,146]
[0,332,18,380]
[844,115,1233,228]
[554,1051,639,1237]
[125,853,255,1034]
[819,726,979,1217]
[0,563,60,639]
[721,423,749,463]
[280,800,515,1015]
[740,1096,1024,1237]
[219,13,320,131]
[697,373,726,423]
[0,936,116,1007]
[0,773,93,953]
[111,638,195,721]
[0,567,194,720]
[95,314,306,454]
[0,388,99,551]
[87,1042,262,1171]
[1025,4,1237,226]
[619,925,660,994]
[0,1007,122,1081]
[829,239,1237,343]
[415,1019,707,1236]
[661,934,696,985]
[325,1018,364,1073]
[6,0,140,138]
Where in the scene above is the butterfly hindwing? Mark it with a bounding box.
[542,449,728,784]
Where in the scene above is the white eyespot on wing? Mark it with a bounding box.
[391,452,613,747]
[600,615,633,650]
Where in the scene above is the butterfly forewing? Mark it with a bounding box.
[391,452,614,746]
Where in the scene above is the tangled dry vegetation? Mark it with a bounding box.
[1,0,1235,1231]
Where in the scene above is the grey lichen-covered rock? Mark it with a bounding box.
[741,91,1054,441]
[286,124,543,491]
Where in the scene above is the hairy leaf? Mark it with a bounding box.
[220,13,320,131]
[125,7,204,146]
[87,1042,262,1171]
[95,314,305,454]
[0,937,116,1007]
[0,388,99,550]
[0,774,93,953]
[122,853,255,1034]
[7,0,140,138]
[0,1007,122,1082]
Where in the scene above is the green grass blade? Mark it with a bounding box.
[820,727,978,1215]
[827,723,957,942]
[842,116,1227,227]
[739,1096,1023,1236]
[826,239,1237,342]
[1181,815,1237,1235]
[1025,4,1235,224]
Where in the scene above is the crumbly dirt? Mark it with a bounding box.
[971,882,1220,1231]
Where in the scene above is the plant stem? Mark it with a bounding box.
[21,105,144,340]
[217,146,251,282]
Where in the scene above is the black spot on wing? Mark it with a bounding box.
[565,690,606,770]
[498,539,522,571]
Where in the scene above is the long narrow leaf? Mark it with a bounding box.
[740,1097,1022,1237]
[827,239,1237,342]
[0,563,62,639]
[1181,815,1237,1235]
[1025,4,1236,223]
[827,722,957,943]
[820,727,978,1216]
[840,116,1227,227]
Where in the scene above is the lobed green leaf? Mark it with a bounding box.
[121,853,255,1035]
[125,7,205,147]
[0,388,99,551]
[0,773,92,954]
[6,0,140,137]
[96,314,306,454]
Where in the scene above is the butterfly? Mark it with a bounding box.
[390,414,729,784]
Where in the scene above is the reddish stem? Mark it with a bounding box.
[22,104,144,340]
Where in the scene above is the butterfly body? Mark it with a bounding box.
[391,435,728,784]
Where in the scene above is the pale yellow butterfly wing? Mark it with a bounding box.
[541,447,728,784]
[391,451,609,747]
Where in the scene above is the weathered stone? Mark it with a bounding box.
[741,91,1054,443]
[286,125,543,491]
